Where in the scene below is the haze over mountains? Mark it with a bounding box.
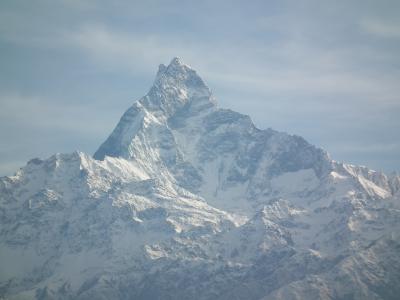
[1,58,400,300]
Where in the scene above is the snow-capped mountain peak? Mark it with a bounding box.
[94,57,216,161]
[1,58,400,300]
[144,57,213,117]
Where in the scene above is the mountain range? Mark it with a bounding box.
[1,57,400,300]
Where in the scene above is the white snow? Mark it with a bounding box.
[1,57,399,300]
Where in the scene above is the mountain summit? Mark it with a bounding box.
[94,57,215,162]
[146,56,213,115]
[1,58,400,300]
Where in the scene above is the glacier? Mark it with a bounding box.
[1,57,400,300]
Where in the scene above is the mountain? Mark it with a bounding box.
[1,57,400,300]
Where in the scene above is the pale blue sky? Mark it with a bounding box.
[0,0,399,175]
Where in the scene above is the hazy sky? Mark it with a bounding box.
[0,0,399,175]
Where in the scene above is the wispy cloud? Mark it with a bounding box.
[360,18,400,38]
[0,93,114,135]
[68,24,194,73]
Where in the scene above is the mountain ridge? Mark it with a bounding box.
[1,58,400,300]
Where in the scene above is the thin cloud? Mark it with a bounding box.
[361,19,400,38]
[0,93,114,135]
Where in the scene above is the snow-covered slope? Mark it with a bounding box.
[1,58,400,300]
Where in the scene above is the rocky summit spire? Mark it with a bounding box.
[140,57,214,116]
[155,57,197,81]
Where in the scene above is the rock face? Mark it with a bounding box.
[1,58,400,300]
